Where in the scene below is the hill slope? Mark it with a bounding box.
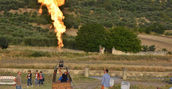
[0,0,172,51]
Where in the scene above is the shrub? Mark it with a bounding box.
[142,45,149,52]
[168,51,172,55]
[63,39,76,49]
[0,36,9,49]
[64,14,80,29]
[29,51,51,57]
[24,37,57,46]
[106,27,142,53]
[149,45,156,51]
[146,23,165,34]
[162,48,167,52]
[75,23,107,52]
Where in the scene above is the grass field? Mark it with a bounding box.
[0,72,171,89]
[0,45,172,72]
[0,46,172,89]
[139,34,172,51]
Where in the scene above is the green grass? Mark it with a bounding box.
[109,84,172,89]
[0,72,98,89]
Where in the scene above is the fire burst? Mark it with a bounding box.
[38,0,66,48]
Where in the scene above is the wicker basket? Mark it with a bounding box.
[52,82,72,89]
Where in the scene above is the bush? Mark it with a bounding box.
[24,37,57,46]
[142,45,156,52]
[149,45,156,51]
[106,27,142,53]
[162,48,167,52]
[64,14,80,29]
[63,39,76,49]
[29,51,51,57]
[142,45,149,52]
[0,36,9,49]
[146,23,165,34]
[75,23,107,52]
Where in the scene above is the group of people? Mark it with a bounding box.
[15,69,110,89]
[15,70,45,89]
[57,68,71,83]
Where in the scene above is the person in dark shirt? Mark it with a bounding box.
[27,70,32,87]
[58,69,69,83]
[58,72,68,82]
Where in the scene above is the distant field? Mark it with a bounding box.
[0,46,172,72]
[139,34,172,51]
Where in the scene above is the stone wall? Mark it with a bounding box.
[112,48,167,55]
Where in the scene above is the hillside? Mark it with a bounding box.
[0,0,172,28]
[0,0,172,51]
[64,0,172,29]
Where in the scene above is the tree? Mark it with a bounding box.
[0,37,9,49]
[75,23,107,52]
[106,27,142,53]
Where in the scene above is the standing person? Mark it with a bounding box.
[15,71,22,89]
[39,71,44,86]
[101,69,110,89]
[35,70,39,86]
[27,70,32,87]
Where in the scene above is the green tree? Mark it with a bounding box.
[75,23,107,52]
[106,27,142,53]
[0,36,9,49]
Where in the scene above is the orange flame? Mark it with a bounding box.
[38,0,66,48]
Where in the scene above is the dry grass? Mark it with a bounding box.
[139,34,172,51]
[0,46,172,72]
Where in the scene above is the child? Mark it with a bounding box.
[27,70,32,87]
[35,70,39,86]
[39,71,44,86]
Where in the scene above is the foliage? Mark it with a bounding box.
[1,0,172,30]
[63,0,172,29]
[142,45,149,52]
[142,45,156,52]
[162,48,167,52]
[106,27,142,53]
[146,23,166,34]
[0,36,9,49]
[24,37,57,46]
[64,14,80,29]
[149,45,156,51]
[76,24,141,52]
[29,51,51,57]
[75,23,107,52]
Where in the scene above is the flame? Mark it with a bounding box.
[38,0,66,48]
